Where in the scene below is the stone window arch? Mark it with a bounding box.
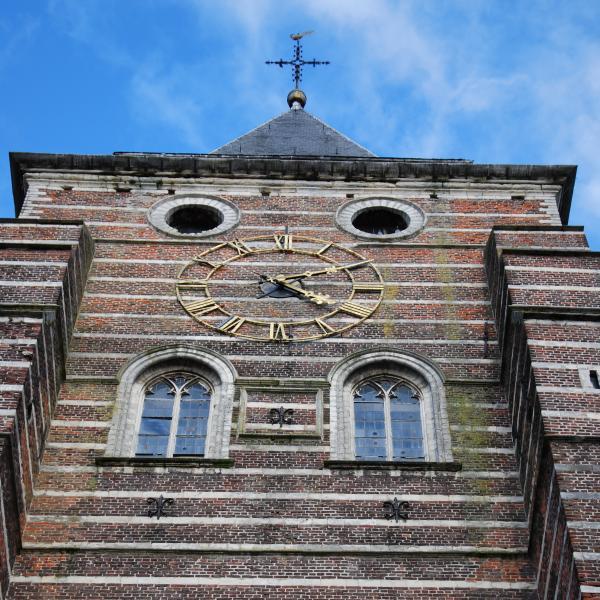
[328,348,452,462]
[105,346,237,459]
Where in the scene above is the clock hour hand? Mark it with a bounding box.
[275,260,371,281]
[263,276,336,305]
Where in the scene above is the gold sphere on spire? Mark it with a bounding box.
[287,89,307,109]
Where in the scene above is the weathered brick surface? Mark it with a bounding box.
[0,158,593,598]
[485,227,600,599]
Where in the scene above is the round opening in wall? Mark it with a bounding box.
[148,195,240,238]
[352,208,408,236]
[336,197,426,241]
[167,206,223,234]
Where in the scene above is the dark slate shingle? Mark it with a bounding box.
[211,108,375,158]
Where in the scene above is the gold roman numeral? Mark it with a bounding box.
[273,234,293,251]
[315,318,335,333]
[227,239,252,256]
[177,279,208,291]
[353,282,384,292]
[184,299,220,316]
[339,302,371,318]
[219,315,245,333]
[269,322,289,340]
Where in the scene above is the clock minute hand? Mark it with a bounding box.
[276,260,371,282]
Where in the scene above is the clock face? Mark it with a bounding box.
[176,234,384,342]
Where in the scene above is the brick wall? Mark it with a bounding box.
[0,222,93,598]
[486,226,600,599]
[0,155,590,598]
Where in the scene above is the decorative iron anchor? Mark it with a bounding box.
[383,497,409,523]
[269,406,294,427]
[147,495,174,520]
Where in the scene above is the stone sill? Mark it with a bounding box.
[95,456,234,468]
[324,460,462,471]
[237,431,322,440]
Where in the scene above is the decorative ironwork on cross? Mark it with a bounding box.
[266,31,330,92]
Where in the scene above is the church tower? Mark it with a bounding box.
[1,34,599,599]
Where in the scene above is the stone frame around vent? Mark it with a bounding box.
[335,197,426,241]
[237,384,324,439]
[328,348,452,462]
[105,345,237,459]
[147,194,240,238]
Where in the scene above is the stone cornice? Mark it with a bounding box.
[10,151,577,224]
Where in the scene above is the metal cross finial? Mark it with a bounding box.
[266,31,330,91]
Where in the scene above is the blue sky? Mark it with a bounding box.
[1,1,599,248]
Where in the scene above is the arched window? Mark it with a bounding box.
[136,373,213,457]
[105,346,237,459]
[353,377,424,461]
[328,348,452,463]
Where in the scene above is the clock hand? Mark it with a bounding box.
[274,260,371,281]
[263,276,336,305]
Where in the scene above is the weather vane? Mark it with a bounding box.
[266,31,330,108]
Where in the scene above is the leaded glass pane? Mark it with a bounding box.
[354,385,386,460]
[136,435,169,456]
[391,384,424,460]
[354,377,425,461]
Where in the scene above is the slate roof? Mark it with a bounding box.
[211,107,375,157]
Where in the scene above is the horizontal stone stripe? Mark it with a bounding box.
[37,465,519,482]
[542,410,600,420]
[538,386,598,394]
[19,540,530,556]
[529,339,600,349]
[27,514,528,528]
[581,585,600,593]
[532,362,596,369]
[506,265,600,274]
[0,281,63,287]
[29,203,549,218]
[50,420,110,428]
[66,351,498,365]
[0,259,69,266]
[0,239,77,246]
[0,316,43,324]
[511,284,600,291]
[57,400,113,407]
[46,442,105,450]
[89,277,489,288]
[561,493,600,500]
[93,257,485,268]
[555,464,600,473]
[76,312,492,325]
[569,522,600,530]
[33,489,524,502]
[83,293,489,305]
[8,575,536,590]
[71,332,494,347]
[0,384,24,392]
[450,425,511,433]
[575,552,600,560]
[0,360,30,368]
